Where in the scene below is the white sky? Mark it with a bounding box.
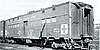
[0,0,99,24]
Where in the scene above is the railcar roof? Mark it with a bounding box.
[4,1,93,21]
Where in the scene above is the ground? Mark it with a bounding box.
[0,43,54,50]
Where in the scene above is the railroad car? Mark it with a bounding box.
[91,24,100,50]
[0,21,5,38]
[0,2,93,50]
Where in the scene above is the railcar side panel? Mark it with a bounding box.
[0,21,3,37]
[19,3,70,38]
[71,4,79,38]
[3,2,94,40]
[5,17,24,37]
